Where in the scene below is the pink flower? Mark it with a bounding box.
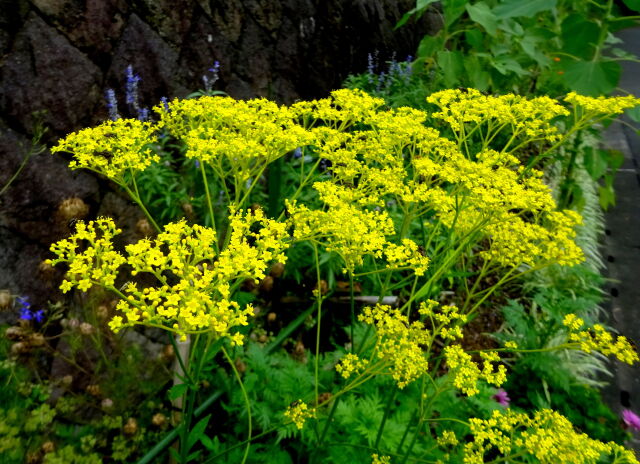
[492,389,510,407]
[622,409,640,432]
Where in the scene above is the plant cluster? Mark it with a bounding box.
[32,86,640,463]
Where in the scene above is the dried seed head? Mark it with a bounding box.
[317,392,333,405]
[181,203,194,216]
[58,197,89,221]
[29,333,45,347]
[26,452,41,464]
[10,341,28,355]
[5,326,25,340]
[61,375,73,387]
[101,398,114,410]
[259,275,274,293]
[79,322,95,335]
[86,384,101,397]
[123,417,138,436]
[151,413,167,428]
[96,305,109,320]
[258,334,268,343]
[0,290,12,310]
[315,280,328,296]
[269,262,285,278]
[41,442,55,454]
[136,218,154,237]
[234,358,246,374]
[267,312,277,323]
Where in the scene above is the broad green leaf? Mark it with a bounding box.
[187,415,211,451]
[443,0,469,27]
[168,383,189,401]
[520,34,551,67]
[623,0,640,12]
[626,105,640,123]
[465,55,491,90]
[599,184,616,210]
[562,60,621,96]
[436,50,464,87]
[466,2,498,36]
[493,0,556,19]
[465,29,485,51]
[583,147,608,180]
[561,14,599,60]
[492,56,529,76]
[417,34,445,59]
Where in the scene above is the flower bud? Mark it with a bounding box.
[101,398,114,410]
[29,333,45,347]
[136,218,154,237]
[269,262,285,278]
[86,384,101,397]
[151,413,167,428]
[58,197,89,222]
[61,375,73,387]
[79,322,95,335]
[5,326,25,340]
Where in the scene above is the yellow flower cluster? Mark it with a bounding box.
[418,300,466,341]
[444,346,507,396]
[284,401,315,430]
[563,314,639,365]
[427,88,569,141]
[335,353,368,379]
[158,96,315,168]
[565,92,640,116]
[51,119,158,180]
[436,430,459,447]
[464,409,639,464]
[49,210,290,343]
[46,218,126,293]
[357,305,431,388]
[371,454,392,464]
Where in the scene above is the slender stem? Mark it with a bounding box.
[123,182,161,232]
[313,243,322,408]
[222,346,252,464]
[200,162,220,252]
[374,387,397,450]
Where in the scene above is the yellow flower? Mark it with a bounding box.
[284,401,315,430]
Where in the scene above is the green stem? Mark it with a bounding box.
[200,162,220,252]
[222,346,252,464]
[374,387,397,450]
[313,243,322,408]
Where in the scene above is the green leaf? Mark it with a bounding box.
[437,50,464,87]
[466,2,498,36]
[623,0,640,12]
[465,55,491,90]
[443,0,469,27]
[561,14,599,60]
[465,29,485,51]
[520,34,551,67]
[492,56,529,76]
[626,105,640,123]
[395,0,439,29]
[187,415,211,451]
[417,34,445,59]
[493,0,556,19]
[169,383,189,401]
[599,184,616,210]
[583,147,608,180]
[562,60,621,96]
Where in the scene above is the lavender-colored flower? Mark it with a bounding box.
[105,89,120,121]
[16,296,44,323]
[622,409,640,432]
[492,389,510,407]
[202,75,211,93]
[293,147,303,159]
[125,65,142,109]
[195,160,201,169]
[137,107,149,122]
[209,61,220,81]
[376,71,386,93]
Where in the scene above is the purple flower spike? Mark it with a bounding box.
[160,97,170,113]
[492,389,510,407]
[622,409,640,432]
[19,306,33,321]
[105,89,120,121]
[125,65,142,109]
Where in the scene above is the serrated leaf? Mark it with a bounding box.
[562,60,621,95]
[466,2,498,36]
[493,0,556,19]
[169,383,189,401]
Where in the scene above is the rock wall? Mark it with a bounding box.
[0,0,438,312]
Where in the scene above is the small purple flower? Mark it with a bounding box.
[622,409,640,432]
[492,389,510,407]
[293,147,302,159]
[105,89,120,121]
[125,65,142,109]
[195,160,201,169]
[33,310,45,323]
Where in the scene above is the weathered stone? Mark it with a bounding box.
[0,12,103,134]
[134,0,195,45]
